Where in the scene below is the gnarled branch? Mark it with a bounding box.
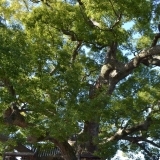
[104,117,151,143]
[122,136,160,148]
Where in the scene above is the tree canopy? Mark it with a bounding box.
[1,0,160,159]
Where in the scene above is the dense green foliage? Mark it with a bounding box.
[1,0,160,159]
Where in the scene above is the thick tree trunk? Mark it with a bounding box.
[53,139,77,160]
[83,121,99,153]
[77,43,118,156]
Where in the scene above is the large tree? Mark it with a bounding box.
[1,0,160,159]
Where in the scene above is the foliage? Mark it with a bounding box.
[0,0,160,159]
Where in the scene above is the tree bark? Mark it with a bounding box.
[52,139,77,160]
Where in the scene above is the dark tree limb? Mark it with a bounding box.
[61,28,108,50]
[108,0,122,29]
[72,41,82,62]
[77,0,111,32]
[108,0,119,17]
[158,24,160,33]
[111,13,122,29]
[105,42,118,63]
[104,45,160,93]
[82,121,99,153]
[136,142,152,158]
[122,136,160,148]
[1,77,28,127]
[61,29,78,41]
[104,117,151,142]
[151,33,160,47]
[0,134,8,142]
[141,33,160,66]
[77,1,99,29]
[27,135,77,160]
[52,139,77,160]
[3,78,16,98]
[123,117,152,134]
[3,106,27,128]
[77,0,83,6]
[30,0,40,3]
[77,2,95,29]
[41,0,53,8]
[22,0,29,11]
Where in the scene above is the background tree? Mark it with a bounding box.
[1,0,160,160]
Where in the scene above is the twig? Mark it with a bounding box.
[108,0,122,29]
[22,0,29,11]
[108,0,119,17]
[111,13,122,29]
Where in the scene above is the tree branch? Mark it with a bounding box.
[30,0,40,3]
[61,29,79,41]
[105,42,118,63]
[22,0,29,11]
[136,142,152,158]
[122,136,160,148]
[151,33,160,47]
[72,41,82,62]
[125,46,160,69]
[77,0,83,6]
[61,28,108,49]
[111,13,122,29]
[104,45,160,93]
[104,117,152,143]
[108,0,122,29]
[140,33,160,66]
[27,134,76,160]
[3,78,16,98]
